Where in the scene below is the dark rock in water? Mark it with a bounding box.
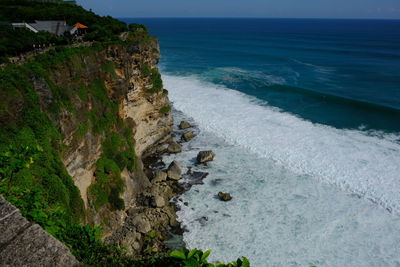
[190,171,208,185]
[167,161,182,180]
[179,121,191,130]
[167,141,182,153]
[186,167,192,175]
[197,150,216,163]
[196,216,208,226]
[218,192,232,201]
[182,171,209,191]
[142,155,166,170]
[181,130,196,142]
[184,202,188,206]
[213,210,218,213]
[222,213,231,217]
[169,224,186,236]
[210,179,223,186]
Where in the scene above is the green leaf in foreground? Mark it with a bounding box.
[170,250,187,260]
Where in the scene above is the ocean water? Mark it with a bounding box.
[123,18,400,266]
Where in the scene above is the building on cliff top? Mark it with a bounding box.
[11,20,87,36]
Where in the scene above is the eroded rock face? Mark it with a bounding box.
[48,40,173,213]
[167,161,182,180]
[0,197,81,266]
[181,130,196,142]
[197,150,216,164]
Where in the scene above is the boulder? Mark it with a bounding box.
[153,171,167,182]
[154,196,165,208]
[167,141,182,153]
[167,161,182,180]
[179,121,191,129]
[131,215,151,233]
[196,150,216,163]
[181,130,196,142]
[218,192,232,201]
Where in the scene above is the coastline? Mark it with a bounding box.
[136,106,216,255]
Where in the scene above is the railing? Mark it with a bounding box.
[11,23,39,33]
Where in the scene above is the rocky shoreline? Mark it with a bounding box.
[122,111,218,257]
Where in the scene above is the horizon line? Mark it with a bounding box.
[116,16,400,21]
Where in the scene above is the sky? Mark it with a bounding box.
[77,0,400,19]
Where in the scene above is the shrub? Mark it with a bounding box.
[159,105,171,114]
[128,23,148,33]
[89,157,124,210]
[170,248,251,267]
[140,63,151,76]
[148,68,163,93]
[102,61,117,78]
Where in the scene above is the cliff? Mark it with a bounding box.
[0,32,179,264]
[52,37,177,253]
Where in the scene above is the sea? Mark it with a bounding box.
[122,18,400,266]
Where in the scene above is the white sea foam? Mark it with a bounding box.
[162,74,400,266]
[164,109,400,266]
[163,74,400,214]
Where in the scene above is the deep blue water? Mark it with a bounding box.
[122,18,400,132]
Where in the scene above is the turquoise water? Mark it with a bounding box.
[123,18,400,266]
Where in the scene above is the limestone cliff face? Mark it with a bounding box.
[56,40,172,209]
[30,38,176,254]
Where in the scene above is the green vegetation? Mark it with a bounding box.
[140,63,152,76]
[127,24,157,46]
[139,63,164,93]
[0,0,126,61]
[170,249,250,267]
[0,43,137,264]
[89,129,137,211]
[149,68,164,93]
[159,105,171,114]
[102,61,117,78]
[0,24,68,62]
[128,23,148,33]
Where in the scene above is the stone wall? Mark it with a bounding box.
[0,196,80,266]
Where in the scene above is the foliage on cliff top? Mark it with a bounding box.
[0,24,69,60]
[0,0,126,60]
[0,0,126,34]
